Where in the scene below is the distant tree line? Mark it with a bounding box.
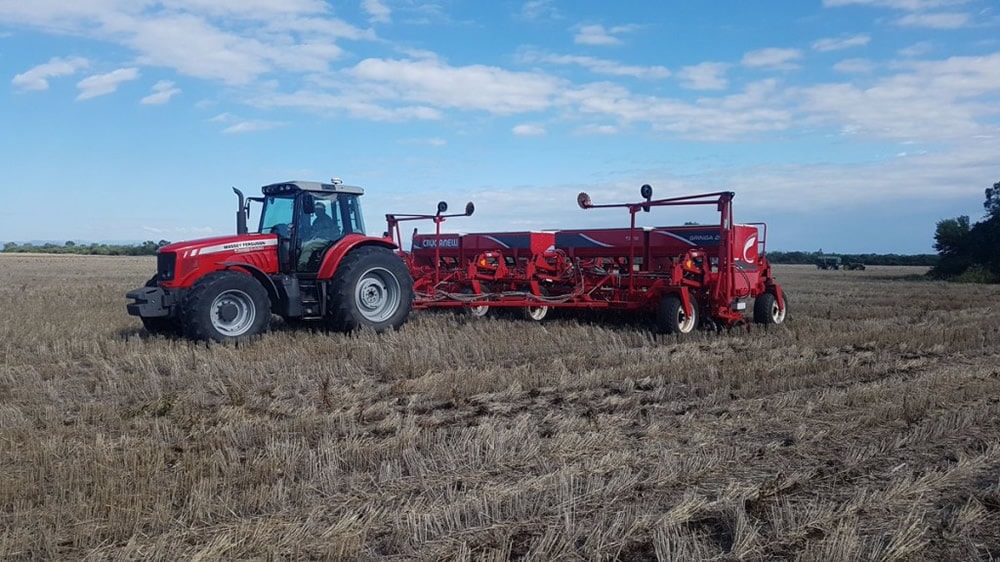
[930,181,1000,283]
[766,251,938,267]
[1,240,170,256]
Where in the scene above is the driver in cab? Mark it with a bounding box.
[299,200,340,270]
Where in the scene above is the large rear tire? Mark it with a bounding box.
[753,291,787,325]
[657,294,698,334]
[179,271,271,342]
[327,246,414,332]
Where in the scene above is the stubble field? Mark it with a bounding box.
[1,254,999,561]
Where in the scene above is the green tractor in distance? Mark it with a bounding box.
[843,261,867,271]
[815,255,841,270]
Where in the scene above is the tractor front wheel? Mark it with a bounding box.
[657,294,698,335]
[327,247,414,332]
[179,271,271,342]
[753,291,787,325]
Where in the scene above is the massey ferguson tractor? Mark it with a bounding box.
[126,179,414,341]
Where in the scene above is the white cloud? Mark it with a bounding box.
[512,123,546,136]
[348,57,562,114]
[520,0,560,20]
[362,0,391,24]
[822,0,965,10]
[140,79,181,104]
[799,53,1000,141]
[254,89,444,121]
[896,11,971,28]
[11,56,89,90]
[575,124,619,135]
[573,24,639,46]
[812,34,871,52]
[899,41,934,57]
[221,120,285,134]
[0,1,371,86]
[676,62,729,90]
[398,137,447,146]
[519,51,669,79]
[158,0,329,18]
[208,111,285,133]
[833,58,876,73]
[559,80,794,141]
[76,67,140,100]
[741,48,804,70]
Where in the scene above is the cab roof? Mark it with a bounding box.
[261,180,364,196]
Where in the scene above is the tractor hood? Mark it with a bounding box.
[158,233,278,258]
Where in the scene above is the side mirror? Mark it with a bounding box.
[436,201,448,216]
[301,194,316,215]
[577,192,592,209]
[640,184,653,199]
[464,202,475,216]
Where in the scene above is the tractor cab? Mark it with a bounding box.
[245,180,367,273]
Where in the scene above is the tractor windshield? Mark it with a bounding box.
[257,193,366,237]
[258,195,296,235]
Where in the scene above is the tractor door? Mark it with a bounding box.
[296,193,357,273]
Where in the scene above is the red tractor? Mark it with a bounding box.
[126,179,414,341]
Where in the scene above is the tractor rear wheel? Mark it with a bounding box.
[657,294,698,334]
[753,291,787,325]
[327,246,414,332]
[179,271,271,342]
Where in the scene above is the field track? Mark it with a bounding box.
[2,254,999,561]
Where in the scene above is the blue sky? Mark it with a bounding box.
[1,0,998,253]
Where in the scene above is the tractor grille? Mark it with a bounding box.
[157,252,177,281]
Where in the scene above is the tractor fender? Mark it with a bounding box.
[316,235,399,280]
[219,261,280,308]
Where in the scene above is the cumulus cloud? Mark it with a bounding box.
[140,79,181,104]
[676,62,730,90]
[822,0,965,10]
[575,124,619,135]
[573,24,639,46]
[362,0,391,23]
[11,56,89,90]
[512,123,546,136]
[833,58,876,73]
[812,34,871,51]
[898,41,934,57]
[741,48,803,70]
[0,0,371,86]
[518,51,669,79]
[208,111,285,133]
[895,12,970,28]
[221,120,285,134]
[347,57,562,114]
[799,53,1000,141]
[520,0,560,20]
[76,67,140,100]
